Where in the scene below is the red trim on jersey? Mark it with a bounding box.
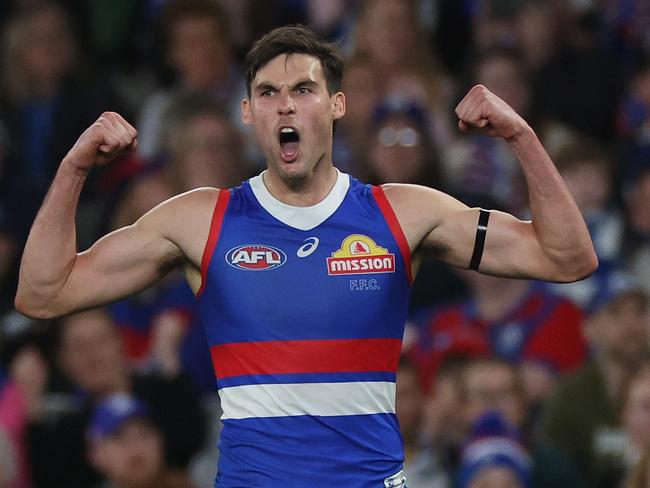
[196,190,230,298]
[210,338,402,379]
[371,185,413,285]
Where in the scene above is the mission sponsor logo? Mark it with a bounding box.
[327,234,395,276]
[226,245,287,271]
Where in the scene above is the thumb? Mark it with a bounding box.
[98,142,118,154]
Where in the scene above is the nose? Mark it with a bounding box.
[277,87,296,115]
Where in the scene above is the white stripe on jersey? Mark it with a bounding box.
[219,381,396,420]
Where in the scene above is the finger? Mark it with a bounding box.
[113,113,138,138]
[99,112,137,142]
[458,120,469,133]
[97,131,126,154]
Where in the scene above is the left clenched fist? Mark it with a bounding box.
[455,84,530,141]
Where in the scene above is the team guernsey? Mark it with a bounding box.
[196,170,412,487]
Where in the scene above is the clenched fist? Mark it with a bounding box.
[455,84,530,141]
[64,112,137,173]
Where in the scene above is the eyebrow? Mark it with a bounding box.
[254,79,319,94]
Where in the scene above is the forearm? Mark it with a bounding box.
[511,128,597,279]
[15,159,87,315]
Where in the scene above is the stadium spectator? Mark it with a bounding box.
[0,1,123,246]
[456,411,532,488]
[0,313,54,488]
[412,356,472,488]
[533,3,624,141]
[409,272,586,406]
[88,393,195,488]
[459,358,585,488]
[136,0,244,161]
[26,309,205,487]
[542,273,650,487]
[623,165,650,295]
[332,55,381,174]
[548,139,625,310]
[618,362,650,486]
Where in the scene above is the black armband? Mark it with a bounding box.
[469,209,491,271]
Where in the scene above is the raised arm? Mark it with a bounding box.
[385,85,598,283]
[14,113,212,319]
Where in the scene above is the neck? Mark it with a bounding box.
[263,160,337,207]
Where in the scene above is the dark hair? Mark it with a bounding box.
[161,0,230,44]
[243,25,344,98]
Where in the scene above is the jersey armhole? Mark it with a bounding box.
[196,189,231,298]
[371,185,413,285]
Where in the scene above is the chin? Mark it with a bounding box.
[275,158,309,179]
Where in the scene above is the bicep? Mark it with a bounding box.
[58,219,181,314]
[423,205,561,280]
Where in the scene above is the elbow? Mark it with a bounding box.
[14,288,63,320]
[554,249,599,283]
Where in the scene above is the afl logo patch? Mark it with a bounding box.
[226,245,287,271]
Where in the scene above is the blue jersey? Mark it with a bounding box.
[196,171,412,487]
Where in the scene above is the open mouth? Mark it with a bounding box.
[279,127,300,162]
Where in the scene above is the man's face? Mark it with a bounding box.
[560,160,610,213]
[91,419,163,487]
[589,293,650,364]
[242,53,345,182]
[59,311,126,395]
[168,16,230,89]
[463,362,524,428]
[369,115,426,183]
[174,113,241,190]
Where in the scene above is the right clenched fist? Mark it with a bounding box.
[64,112,138,173]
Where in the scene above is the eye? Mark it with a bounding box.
[260,89,275,97]
[296,86,310,94]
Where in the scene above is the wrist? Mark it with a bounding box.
[506,123,536,146]
[60,155,91,178]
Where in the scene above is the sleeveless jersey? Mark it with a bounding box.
[196,171,412,487]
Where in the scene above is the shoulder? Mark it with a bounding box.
[136,187,221,246]
[375,183,469,251]
[379,183,466,215]
[141,187,220,221]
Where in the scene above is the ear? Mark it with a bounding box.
[241,98,252,125]
[331,92,346,121]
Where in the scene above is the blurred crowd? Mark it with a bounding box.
[0,0,650,487]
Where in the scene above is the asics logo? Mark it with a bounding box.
[297,237,319,258]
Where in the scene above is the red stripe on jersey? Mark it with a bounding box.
[196,189,230,298]
[211,338,402,379]
[371,185,413,285]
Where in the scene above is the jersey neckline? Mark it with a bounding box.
[248,169,350,231]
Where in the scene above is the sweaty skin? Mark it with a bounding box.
[15,54,597,319]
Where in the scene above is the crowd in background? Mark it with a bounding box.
[0,0,650,487]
